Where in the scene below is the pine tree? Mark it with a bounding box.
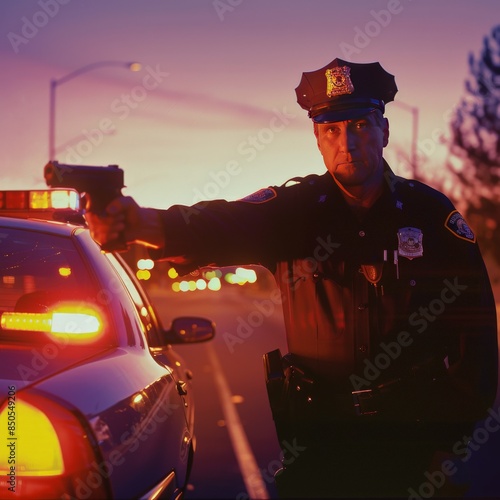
[447,25,500,263]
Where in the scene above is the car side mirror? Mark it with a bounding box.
[164,316,215,344]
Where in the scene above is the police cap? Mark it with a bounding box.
[295,58,397,123]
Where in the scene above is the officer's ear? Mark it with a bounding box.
[382,117,389,147]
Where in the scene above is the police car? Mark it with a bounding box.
[0,189,214,499]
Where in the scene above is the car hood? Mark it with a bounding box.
[0,343,112,391]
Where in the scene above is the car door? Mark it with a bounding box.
[102,253,194,495]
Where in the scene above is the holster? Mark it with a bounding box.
[264,349,364,423]
[263,349,350,445]
[263,348,290,443]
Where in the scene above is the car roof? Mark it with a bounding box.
[0,215,85,237]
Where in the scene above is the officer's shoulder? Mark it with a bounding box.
[395,176,454,210]
[237,173,328,205]
[401,178,478,243]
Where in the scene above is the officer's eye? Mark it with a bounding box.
[326,126,340,134]
[354,120,369,129]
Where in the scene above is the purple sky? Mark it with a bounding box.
[0,0,498,207]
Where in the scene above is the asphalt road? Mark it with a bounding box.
[149,269,288,500]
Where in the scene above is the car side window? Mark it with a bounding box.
[104,253,164,347]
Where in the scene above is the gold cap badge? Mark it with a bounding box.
[325,66,355,98]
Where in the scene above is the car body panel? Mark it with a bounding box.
[0,344,113,390]
[33,348,192,498]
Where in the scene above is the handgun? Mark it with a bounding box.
[44,161,127,252]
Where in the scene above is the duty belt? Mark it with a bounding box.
[285,364,399,418]
[264,349,446,422]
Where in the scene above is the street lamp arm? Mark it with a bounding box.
[52,60,140,87]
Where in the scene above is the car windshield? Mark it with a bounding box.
[0,227,106,345]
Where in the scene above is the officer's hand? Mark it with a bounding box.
[84,196,164,249]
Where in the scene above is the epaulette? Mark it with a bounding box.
[281,173,323,188]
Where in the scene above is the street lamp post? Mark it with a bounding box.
[48,60,141,161]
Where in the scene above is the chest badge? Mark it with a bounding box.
[397,227,423,260]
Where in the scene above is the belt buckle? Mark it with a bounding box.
[352,389,378,417]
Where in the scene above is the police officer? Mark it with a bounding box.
[86,58,498,498]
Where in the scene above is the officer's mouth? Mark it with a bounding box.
[336,160,364,171]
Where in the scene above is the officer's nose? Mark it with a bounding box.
[338,128,356,153]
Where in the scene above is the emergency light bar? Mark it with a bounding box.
[0,305,104,341]
[0,189,80,220]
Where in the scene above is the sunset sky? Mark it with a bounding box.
[0,0,498,208]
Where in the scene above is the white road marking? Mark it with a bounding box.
[206,341,270,499]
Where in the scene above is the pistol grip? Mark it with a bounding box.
[84,192,128,253]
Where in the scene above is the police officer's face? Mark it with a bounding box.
[314,112,389,192]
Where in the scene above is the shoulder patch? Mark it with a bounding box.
[445,210,476,243]
[239,187,277,204]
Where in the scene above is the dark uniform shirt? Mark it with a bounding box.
[154,161,498,423]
